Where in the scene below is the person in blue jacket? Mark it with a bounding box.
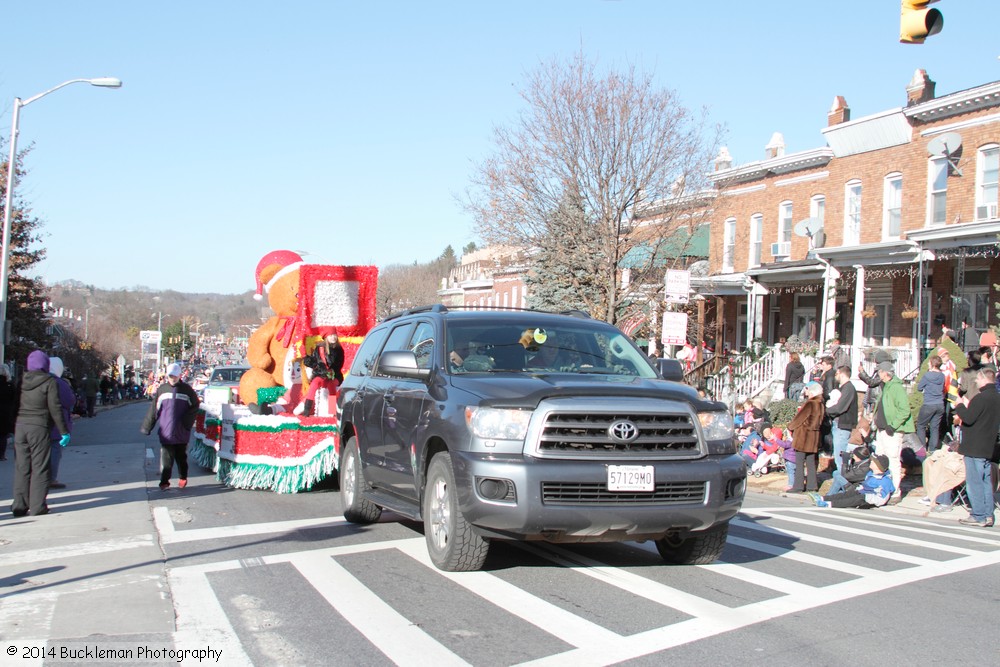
[811,454,895,509]
[140,363,199,490]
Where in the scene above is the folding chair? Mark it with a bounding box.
[951,463,1000,511]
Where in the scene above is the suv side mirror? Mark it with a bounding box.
[657,358,684,382]
[377,350,432,380]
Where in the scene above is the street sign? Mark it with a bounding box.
[661,311,688,346]
[664,269,690,304]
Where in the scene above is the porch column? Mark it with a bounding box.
[851,265,865,370]
[818,263,840,354]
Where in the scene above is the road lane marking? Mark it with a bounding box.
[742,511,980,556]
[0,535,155,568]
[723,535,882,577]
[776,507,1000,546]
[153,505,348,544]
[169,566,255,665]
[396,539,621,650]
[293,551,470,667]
[731,518,935,565]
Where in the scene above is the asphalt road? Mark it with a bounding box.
[4,402,999,666]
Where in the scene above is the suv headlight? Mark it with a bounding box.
[466,407,531,440]
[698,411,734,441]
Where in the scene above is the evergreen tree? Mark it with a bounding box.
[525,191,607,317]
[1,142,53,365]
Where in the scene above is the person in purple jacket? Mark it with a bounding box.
[140,363,200,490]
[47,357,75,489]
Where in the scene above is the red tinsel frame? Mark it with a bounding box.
[297,264,378,340]
[231,418,339,459]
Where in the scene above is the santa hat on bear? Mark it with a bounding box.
[253,250,305,301]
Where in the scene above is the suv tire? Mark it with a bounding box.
[340,437,381,524]
[424,452,490,572]
[654,522,729,565]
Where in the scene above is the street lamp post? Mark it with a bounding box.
[0,77,122,366]
[84,304,99,340]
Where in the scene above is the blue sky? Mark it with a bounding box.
[4,1,998,295]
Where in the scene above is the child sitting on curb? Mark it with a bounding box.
[750,425,786,476]
[810,454,894,509]
[827,445,872,496]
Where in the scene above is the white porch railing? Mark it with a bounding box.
[707,344,919,411]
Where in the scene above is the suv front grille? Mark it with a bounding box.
[541,481,706,505]
[537,412,700,457]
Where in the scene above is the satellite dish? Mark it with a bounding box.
[927,132,963,176]
[793,217,823,238]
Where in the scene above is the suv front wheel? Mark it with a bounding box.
[655,522,729,565]
[424,452,490,571]
[340,437,382,524]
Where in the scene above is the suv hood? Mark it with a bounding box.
[449,373,718,411]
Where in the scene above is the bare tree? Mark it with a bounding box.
[464,52,719,324]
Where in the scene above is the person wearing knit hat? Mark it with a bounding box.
[141,361,200,490]
[10,350,71,517]
[46,357,76,490]
[810,450,895,509]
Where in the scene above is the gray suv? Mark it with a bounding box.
[337,306,745,571]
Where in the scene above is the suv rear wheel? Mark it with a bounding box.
[340,437,381,523]
[424,452,490,571]
[655,522,729,565]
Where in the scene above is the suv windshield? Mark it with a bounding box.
[209,367,248,384]
[446,317,656,378]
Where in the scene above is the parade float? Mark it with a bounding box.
[192,251,377,493]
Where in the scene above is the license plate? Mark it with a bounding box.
[607,465,655,492]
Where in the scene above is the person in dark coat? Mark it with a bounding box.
[952,368,1000,527]
[0,365,16,460]
[784,352,805,401]
[788,381,825,493]
[140,362,200,490]
[46,357,75,489]
[825,365,859,473]
[10,351,70,516]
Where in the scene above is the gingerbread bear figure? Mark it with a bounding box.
[238,250,306,410]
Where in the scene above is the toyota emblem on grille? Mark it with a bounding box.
[608,419,639,443]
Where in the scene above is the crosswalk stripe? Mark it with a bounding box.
[731,518,935,565]
[292,551,470,667]
[724,535,883,577]
[0,535,155,568]
[153,505,348,544]
[169,568,255,665]
[396,539,622,649]
[745,511,980,555]
[516,542,731,619]
[777,508,1000,545]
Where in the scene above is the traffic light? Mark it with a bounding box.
[900,0,943,44]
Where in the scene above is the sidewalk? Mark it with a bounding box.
[744,456,971,520]
[0,400,176,652]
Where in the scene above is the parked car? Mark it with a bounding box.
[336,306,744,572]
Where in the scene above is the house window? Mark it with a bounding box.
[928,156,948,226]
[883,173,902,239]
[976,144,999,220]
[844,180,861,245]
[810,194,826,225]
[722,217,736,273]
[774,201,792,260]
[748,214,762,269]
[862,304,890,347]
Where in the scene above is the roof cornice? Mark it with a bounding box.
[709,148,834,187]
[904,81,1000,122]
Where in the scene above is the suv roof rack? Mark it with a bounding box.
[384,304,449,322]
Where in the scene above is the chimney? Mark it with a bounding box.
[828,96,850,126]
[906,69,936,106]
[765,132,785,159]
[714,146,733,171]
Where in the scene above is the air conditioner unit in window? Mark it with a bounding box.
[976,203,998,220]
[770,241,791,257]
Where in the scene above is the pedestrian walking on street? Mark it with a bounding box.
[0,365,16,461]
[951,368,1000,527]
[140,363,199,490]
[47,357,75,489]
[10,351,70,517]
[82,373,99,418]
